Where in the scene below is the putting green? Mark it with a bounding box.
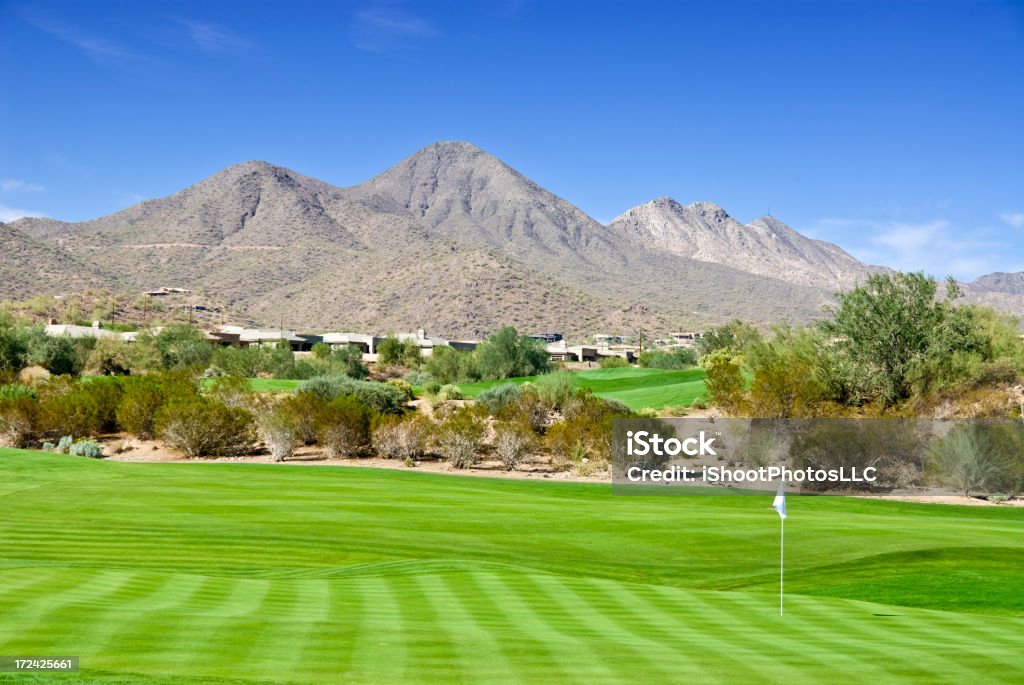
[1,449,1022,684]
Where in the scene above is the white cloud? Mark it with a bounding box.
[999,212,1024,229]
[809,217,1011,280]
[0,179,44,193]
[0,203,47,222]
[351,3,438,53]
[175,19,252,52]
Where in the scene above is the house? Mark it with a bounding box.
[530,332,563,343]
[322,332,381,354]
[213,325,310,351]
[545,341,599,362]
[44,322,137,342]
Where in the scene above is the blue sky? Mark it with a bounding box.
[1,0,1021,280]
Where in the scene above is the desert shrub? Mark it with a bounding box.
[547,393,634,464]
[315,395,374,457]
[312,345,368,379]
[535,371,577,409]
[385,379,415,401]
[424,345,480,384]
[437,384,463,402]
[493,421,534,470]
[431,406,486,468]
[68,438,103,459]
[117,373,198,439]
[299,375,406,412]
[0,327,29,383]
[83,376,125,432]
[598,355,629,369]
[404,370,432,386]
[476,383,522,415]
[638,348,698,369]
[258,410,299,462]
[703,350,745,413]
[34,378,105,439]
[298,374,352,402]
[287,360,320,380]
[503,389,551,434]
[207,375,254,410]
[274,391,326,445]
[372,413,430,460]
[422,380,442,396]
[376,336,423,369]
[0,388,35,448]
[966,358,1019,388]
[927,424,1006,497]
[155,396,257,458]
[141,324,215,371]
[86,337,133,375]
[24,330,85,376]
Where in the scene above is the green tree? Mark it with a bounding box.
[697,320,761,357]
[823,273,961,404]
[475,327,551,380]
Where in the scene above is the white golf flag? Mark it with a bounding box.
[772,482,787,519]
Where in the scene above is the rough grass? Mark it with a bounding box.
[457,367,708,410]
[1,449,1023,684]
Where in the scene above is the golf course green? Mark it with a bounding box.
[457,367,708,410]
[1,448,1022,684]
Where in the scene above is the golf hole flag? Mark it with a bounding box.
[773,481,786,616]
[773,482,787,519]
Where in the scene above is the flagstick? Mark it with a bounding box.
[780,515,784,617]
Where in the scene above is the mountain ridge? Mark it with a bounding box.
[4,141,1016,336]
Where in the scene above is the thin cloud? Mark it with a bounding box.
[999,212,1024,229]
[0,179,44,193]
[23,12,141,62]
[810,217,1011,280]
[174,19,252,53]
[351,3,438,53]
[0,203,47,223]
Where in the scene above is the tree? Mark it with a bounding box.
[703,350,745,413]
[142,324,214,370]
[823,273,959,404]
[697,320,761,357]
[474,327,551,380]
[0,327,28,382]
[376,336,422,368]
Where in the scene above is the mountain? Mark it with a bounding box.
[5,142,872,337]
[968,272,1024,296]
[608,197,885,290]
[0,222,111,298]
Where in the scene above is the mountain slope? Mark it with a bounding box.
[5,143,860,336]
[0,223,112,298]
[608,197,884,290]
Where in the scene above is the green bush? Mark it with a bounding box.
[385,379,415,401]
[298,375,408,414]
[424,345,480,384]
[34,378,105,439]
[0,392,35,448]
[68,438,103,459]
[476,383,522,415]
[437,384,463,402]
[430,406,486,469]
[474,327,552,380]
[535,371,577,409]
[316,395,374,457]
[155,396,257,458]
[598,355,629,369]
[376,336,423,369]
[274,392,326,445]
[117,373,198,439]
[638,348,697,369]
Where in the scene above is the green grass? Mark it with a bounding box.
[457,367,708,410]
[1,449,1023,684]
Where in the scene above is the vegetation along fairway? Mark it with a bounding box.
[457,366,708,410]
[1,449,1023,684]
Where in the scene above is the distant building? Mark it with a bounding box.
[530,332,563,343]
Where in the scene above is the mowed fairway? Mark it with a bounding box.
[1,450,1023,684]
[458,367,708,410]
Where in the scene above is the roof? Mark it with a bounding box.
[45,324,123,340]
